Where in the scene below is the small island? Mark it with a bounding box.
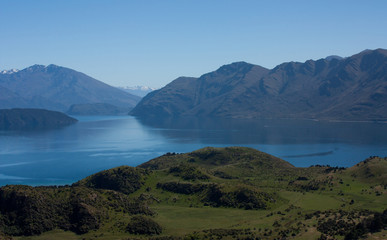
[0,108,78,130]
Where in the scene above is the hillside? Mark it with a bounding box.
[131,49,387,121]
[0,147,386,239]
[0,64,140,114]
[66,103,129,116]
[0,108,78,130]
[347,156,387,185]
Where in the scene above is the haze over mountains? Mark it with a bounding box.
[131,49,387,121]
[0,64,140,114]
[117,85,156,97]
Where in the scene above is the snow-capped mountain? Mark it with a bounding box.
[1,69,19,74]
[117,85,156,97]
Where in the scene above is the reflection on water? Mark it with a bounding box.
[282,150,335,158]
[0,116,386,186]
[137,116,387,145]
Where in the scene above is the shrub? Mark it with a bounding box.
[126,215,162,235]
[169,164,209,180]
[156,182,207,194]
[74,166,149,194]
[201,184,269,210]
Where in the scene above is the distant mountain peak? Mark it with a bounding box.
[117,85,157,97]
[375,48,387,54]
[217,61,254,72]
[228,61,252,66]
[355,48,387,57]
[120,85,157,91]
[47,64,60,69]
[325,55,343,61]
[0,68,19,74]
[199,61,257,80]
[24,64,46,72]
[23,64,65,72]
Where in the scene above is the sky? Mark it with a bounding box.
[1,0,387,88]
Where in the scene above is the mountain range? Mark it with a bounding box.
[131,49,387,121]
[0,64,140,114]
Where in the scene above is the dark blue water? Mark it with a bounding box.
[0,116,386,186]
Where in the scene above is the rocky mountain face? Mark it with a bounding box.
[131,49,387,121]
[0,64,140,113]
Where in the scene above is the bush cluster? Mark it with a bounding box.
[169,164,209,180]
[74,166,149,194]
[157,182,206,194]
[202,184,269,210]
[126,215,162,235]
[316,209,387,239]
[0,185,154,236]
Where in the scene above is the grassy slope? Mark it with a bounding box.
[2,147,387,240]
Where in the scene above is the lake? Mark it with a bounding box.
[0,116,386,186]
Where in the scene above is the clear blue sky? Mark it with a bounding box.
[1,0,387,88]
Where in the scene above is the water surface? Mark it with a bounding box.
[0,116,386,186]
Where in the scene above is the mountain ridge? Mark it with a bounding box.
[0,64,141,114]
[131,49,387,121]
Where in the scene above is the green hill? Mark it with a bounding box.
[347,156,387,184]
[0,147,386,239]
[73,166,150,194]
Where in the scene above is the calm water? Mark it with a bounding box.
[0,116,386,186]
